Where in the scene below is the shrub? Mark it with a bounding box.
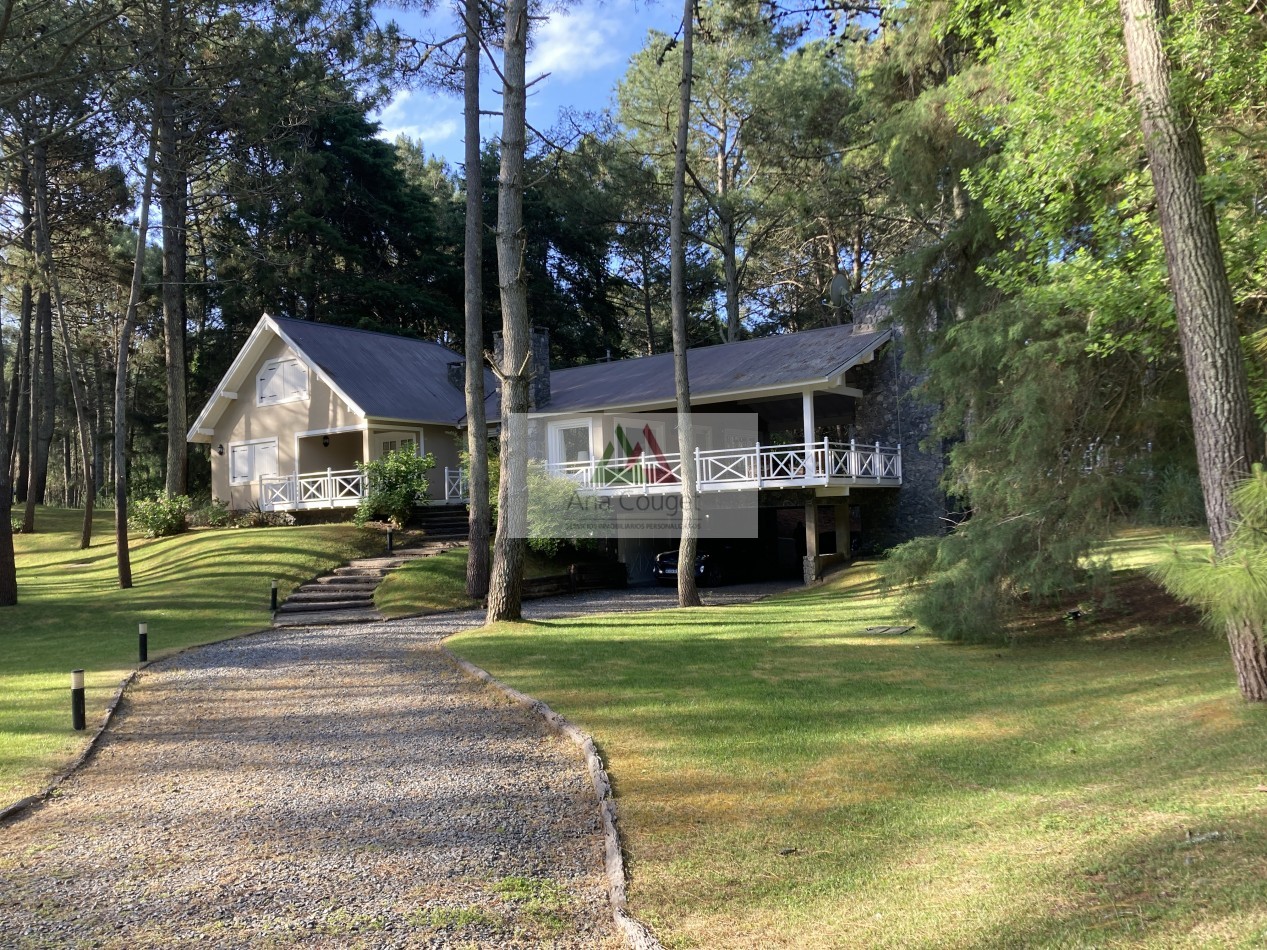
[190,498,233,528]
[129,494,192,538]
[1153,463,1267,632]
[238,504,296,528]
[355,448,435,528]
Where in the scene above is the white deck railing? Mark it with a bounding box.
[260,468,365,511]
[442,440,900,502]
[445,467,469,502]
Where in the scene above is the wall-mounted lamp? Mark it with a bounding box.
[216,444,224,456]
[322,435,330,448]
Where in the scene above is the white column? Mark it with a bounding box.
[802,390,817,479]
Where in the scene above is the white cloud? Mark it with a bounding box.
[373,90,463,151]
[529,7,623,80]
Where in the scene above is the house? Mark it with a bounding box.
[186,314,494,512]
[504,316,944,582]
[189,308,944,582]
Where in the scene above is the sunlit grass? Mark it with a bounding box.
[0,507,378,803]
[375,544,578,619]
[448,536,1267,948]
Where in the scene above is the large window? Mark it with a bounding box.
[549,420,592,465]
[257,357,310,406]
[229,438,279,485]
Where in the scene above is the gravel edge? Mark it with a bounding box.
[0,624,284,826]
[441,645,665,950]
[0,666,141,825]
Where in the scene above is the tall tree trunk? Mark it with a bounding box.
[486,0,529,623]
[672,0,701,608]
[1121,0,1267,701]
[641,245,655,355]
[115,134,156,589]
[22,287,55,530]
[9,164,32,494]
[0,286,16,606]
[463,0,490,600]
[157,35,188,497]
[9,280,31,493]
[720,213,740,342]
[33,143,95,548]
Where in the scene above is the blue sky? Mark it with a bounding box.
[374,0,677,167]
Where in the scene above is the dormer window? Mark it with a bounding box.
[257,357,309,406]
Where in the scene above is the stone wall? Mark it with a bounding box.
[850,332,947,552]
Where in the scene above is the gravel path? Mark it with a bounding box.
[0,580,792,949]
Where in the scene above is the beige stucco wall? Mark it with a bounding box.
[204,334,468,508]
[208,336,365,509]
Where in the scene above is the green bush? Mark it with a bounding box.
[190,498,233,528]
[129,494,192,538]
[1142,464,1207,527]
[355,449,435,528]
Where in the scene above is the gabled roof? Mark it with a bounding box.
[187,315,497,441]
[541,323,892,415]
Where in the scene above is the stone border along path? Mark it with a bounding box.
[272,540,464,627]
[0,580,795,949]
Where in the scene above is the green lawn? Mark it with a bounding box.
[0,507,380,803]
[375,544,582,619]
[448,529,1267,948]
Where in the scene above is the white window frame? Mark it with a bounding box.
[373,429,423,459]
[228,437,280,485]
[548,418,593,465]
[256,356,310,407]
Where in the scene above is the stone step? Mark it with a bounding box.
[286,588,375,604]
[346,557,412,571]
[391,544,457,557]
[272,607,382,627]
[277,597,375,613]
[332,566,389,578]
[312,575,381,587]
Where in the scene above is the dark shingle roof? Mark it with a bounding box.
[272,317,495,425]
[544,323,891,414]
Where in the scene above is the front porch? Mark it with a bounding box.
[440,439,901,504]
[260,468,366,511]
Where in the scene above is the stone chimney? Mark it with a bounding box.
[492,327,551,410]
[447,361,464,390]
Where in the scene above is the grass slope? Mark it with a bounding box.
[375,545,578,619]
[448,530,1267,948]
[1,507,379,803]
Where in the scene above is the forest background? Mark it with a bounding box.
[2,0,1266,649]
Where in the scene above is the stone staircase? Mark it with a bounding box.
[273,506,472,627]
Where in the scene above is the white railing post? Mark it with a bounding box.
[875,443,882,482]
[895,443,903,481]
[822,436,830,482]
[849,438,858,479]
[327,467,334,507]
[695,445,701,488]
[755,442,763,488]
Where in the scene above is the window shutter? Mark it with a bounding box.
[284,359,309,398]
[254,441,279,478]
[258,363,282,404]
[230,445,252,482]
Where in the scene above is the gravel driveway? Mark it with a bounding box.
[0,580,792,949]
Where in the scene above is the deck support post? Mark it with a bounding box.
[803,499,820,585]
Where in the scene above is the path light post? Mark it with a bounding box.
[270,579,278,612]
[138,623,148,663]
[387,527,394,554]
[71,670,85,731]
